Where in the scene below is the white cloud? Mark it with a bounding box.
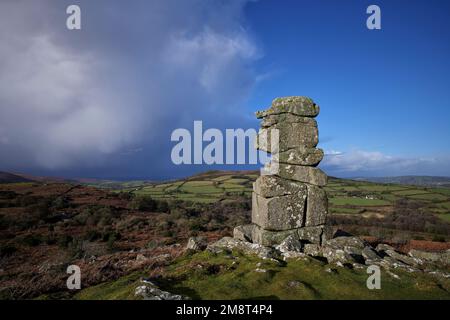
[322,149,450,176]
[324,150,343,156]
[164,28,258,94]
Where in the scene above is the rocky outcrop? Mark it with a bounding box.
[207,237,279,260]
[186,237,207,251]
[408,249,450,265]
[207,234,449,279]
[135,279,189,300]
[207,96,450,279]
[276,235,303,253]
[233,225,254,242]
[234,96,329,247]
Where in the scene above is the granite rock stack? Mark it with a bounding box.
[234,97,331,247]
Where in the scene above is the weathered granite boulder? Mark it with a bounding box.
[277,237,307,260]
[233,224,254,242]
[297,226,324,244]
[256,123,318,152]
[408,249,450,265]
[321,247,355,265]
[277,164,327,187]
[324,236,368,252]
[303,243,322,256]
[251,225,299,246]
[232,95,330,247]
[256,96,320,118]
[186,237,207,251]
[378,256,410,270]
[305,185,328,226]
[276,235,303,254]
[207,237,278,260]
[361,246,382,262]
[321,236,368,264]
[261,113,317,128]
[321,226,335,243]
[384,249,419,266]
[252,191,306,231]
[135,280,189,300]
[253,175,307,198]
[273,147,324,166]
[252,175,308,231]
[375,243,395,253]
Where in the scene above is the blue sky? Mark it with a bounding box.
[243,0,450,177]
[0,0,449,179]
[246,0,450,156]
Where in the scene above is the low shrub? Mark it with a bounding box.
[20,234,43,247]
[0,244,17,257]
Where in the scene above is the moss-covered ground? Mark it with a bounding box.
[74,250,450,300]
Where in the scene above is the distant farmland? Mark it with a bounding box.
[84,171,450,237]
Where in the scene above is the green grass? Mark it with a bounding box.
[440,202,450,210]
[171,194,220,203]
[392,189,430,196]
[428,207,448,214]
[225,178,248,184]
[342,186,361,191]
[407,193,449,201]
[379,194,400,202]
[211,175,234,182]
[220,183,246,189]
[435,188,450,196]
[330,207,362,214]
[437,214,450,223]
[165,182,183,191]
[179,185,223,194]
[155,183,176,189]
[74,272,143,300]
[134,189,166,196]
[330,197,390,206]
[75,251,450,300]
[357,185,408,192]
[325,183,342,190]
[184,181,214,187]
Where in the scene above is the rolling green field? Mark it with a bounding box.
[324,178,450,224]
[329,197,390,206]
[128,172,255,203]
[91,171,450,227]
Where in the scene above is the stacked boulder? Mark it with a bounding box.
[234,96,332,247]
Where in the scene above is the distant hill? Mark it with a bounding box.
[0,171,78,184]
[0,171,32,184]
[354,176,450,188]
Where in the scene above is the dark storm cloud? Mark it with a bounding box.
[0,0,260,178]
